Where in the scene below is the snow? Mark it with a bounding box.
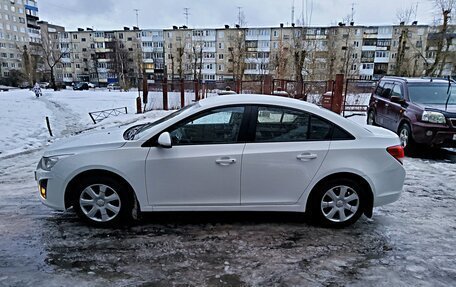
[0,89,203,158]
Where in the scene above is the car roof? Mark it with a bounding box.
[381,76,452,84]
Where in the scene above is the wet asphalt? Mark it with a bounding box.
[0,148,455,287]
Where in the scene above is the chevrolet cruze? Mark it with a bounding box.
[36,95,406,228]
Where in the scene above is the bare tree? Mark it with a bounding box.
[111,37,132,89]
[426,0,455,75]
[228,28,246,82]
[40,29,68,90]
[17,45,36,84]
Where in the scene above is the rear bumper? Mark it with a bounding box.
[412,122,456,147]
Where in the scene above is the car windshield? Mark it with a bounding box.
[130,102,198,139]
[408,84,455,105]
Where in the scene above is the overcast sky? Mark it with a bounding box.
[38,0,438,31]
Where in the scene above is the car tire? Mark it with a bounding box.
[367,110,377,126]
[73,175,135,227]
[307,178,365,228]
[398,123,414,151]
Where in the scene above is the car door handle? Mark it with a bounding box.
[385,103,389,107]
[297,153,317,161]
[215,157,237,166]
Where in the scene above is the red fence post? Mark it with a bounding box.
[180,79,185,108]
[194,80,199,101]
[331,74,344,114]
[136,96,142,114]
[236,79,241,94]
[263,75,272,95]
[162,78,168,111]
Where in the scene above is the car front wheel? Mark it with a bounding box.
[73,176,134,227]
[308,179,365,228]
[398,123,413,149]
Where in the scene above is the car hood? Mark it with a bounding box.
[422,104,456,114]
[43,127,126,157]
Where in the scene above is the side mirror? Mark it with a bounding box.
[390,95,405,105]
[157,132,172,148]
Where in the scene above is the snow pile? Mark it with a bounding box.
[0,90,52,157]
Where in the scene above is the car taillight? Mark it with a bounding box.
[387,145,405,164]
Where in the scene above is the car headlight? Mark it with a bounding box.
[421,111,446,124]
[39,155,72,171]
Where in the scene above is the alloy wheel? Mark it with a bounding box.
[320,185,359,223]
[399,127,409,147]
[79,184,121,222]
[367,111,375,125]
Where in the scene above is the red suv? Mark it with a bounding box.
[367,77,455,149]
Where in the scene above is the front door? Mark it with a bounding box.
[376,82,394,127]
[145,106,246,206]
[241,106,330,205]
[386,84,405,131]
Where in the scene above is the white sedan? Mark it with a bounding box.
[35,95,406,228]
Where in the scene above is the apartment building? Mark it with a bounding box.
[46,23,456,86]
[0,0,35,78]
[140,29,164,81]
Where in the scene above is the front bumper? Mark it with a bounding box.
[412,122,456,147]
[35,168,66,211]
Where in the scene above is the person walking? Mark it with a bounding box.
[33,83,42,98]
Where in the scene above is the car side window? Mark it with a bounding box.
[309,116,332,141]
[168,106,245,145]
[375,81,386,96]
[381,83,394,99]
[392,84,403,99]
[255,106,309,142]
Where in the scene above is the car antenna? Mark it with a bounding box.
[445,75,452,112]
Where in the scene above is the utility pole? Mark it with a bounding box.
[183,8,190,26]
[237,6,242,26]
[291,0,295,24]
[351,2,356,23]
[134,9,139,27]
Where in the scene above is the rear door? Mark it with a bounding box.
[240,106,330,205]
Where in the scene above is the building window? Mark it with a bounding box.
[218,54,224,60]
[73,34,77,40]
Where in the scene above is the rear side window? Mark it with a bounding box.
[255,106,309,142]
[254,106,353,142]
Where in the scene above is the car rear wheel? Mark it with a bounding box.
[367,110,376,126]
[73,176,134,227]
[308,179,364,228]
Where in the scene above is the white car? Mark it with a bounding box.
[35,95,406,228]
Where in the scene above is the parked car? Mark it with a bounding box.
[39,82,50,89]
[107,83,121,91]
[87,82,96,88]
[35,95,405,228]
[73,82,89,90]
[367,77,456,149]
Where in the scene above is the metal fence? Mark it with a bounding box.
[342,79,378,116]
[89,107,128,124]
